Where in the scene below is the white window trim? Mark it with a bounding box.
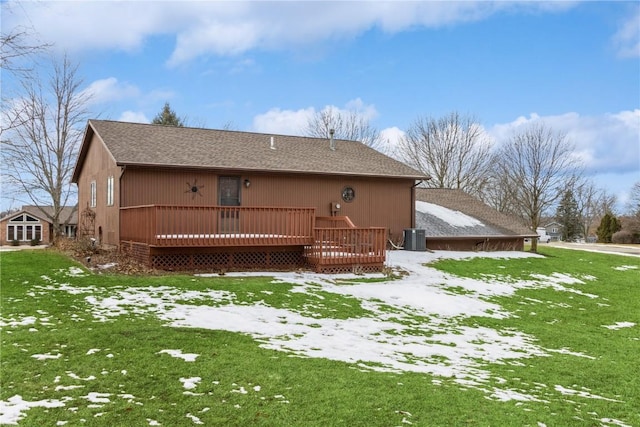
[7,223,42,241]
[107,175,114,206]
[90,180,97,207]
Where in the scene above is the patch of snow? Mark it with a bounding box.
[554,385,622,402]
[158,349,199,362]
[602,322,635,330]
[180,377,201,390]
[31,352,61,360]
[0,316,37,327]
[600,418,633,427]
[82,392,111,404]
[86,349,100,355]
[0,395,67,425]
[415,201,485,228]
[98,263,117,269]
[547,348,595,359]
[66,372,96,381]
[66,267,87,277]
[613,265,638,271]
[186,413,204,424]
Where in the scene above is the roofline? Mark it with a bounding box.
[425,234,538,239]
[116,161,429,180]
[71,121,95,183]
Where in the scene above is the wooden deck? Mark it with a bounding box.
[304,227,387,273]
[120,205,316,247]
[119,206,386,272]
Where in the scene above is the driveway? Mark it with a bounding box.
[548,241,640,257]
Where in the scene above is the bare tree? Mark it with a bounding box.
[571,179,619,241]
[304,106,382,149]
[1,21,49,75]
[1,54,92,240]
[493,123,581,252]
[482,170,515,213]
[1,9,51,137]
[628,181,640,216]
[399,112,494,198]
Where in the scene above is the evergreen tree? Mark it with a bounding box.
[555,189,580,241]
[596,212,621,243]
[152,102,184,126]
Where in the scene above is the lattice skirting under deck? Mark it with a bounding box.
[120,242,305,271]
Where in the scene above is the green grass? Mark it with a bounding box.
[1,247,639,426]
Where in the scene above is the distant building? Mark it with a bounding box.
[0,205,77,245]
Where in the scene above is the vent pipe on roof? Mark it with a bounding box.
[329,128,335,151]
[270,136,275,150]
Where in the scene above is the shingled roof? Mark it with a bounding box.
[1,205,77,224]
[72,120,427,182]
[415,188,536,238]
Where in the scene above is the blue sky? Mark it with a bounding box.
[2,1,639,211]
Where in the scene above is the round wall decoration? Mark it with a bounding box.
[185,179,204,199]
[341,186,355,202]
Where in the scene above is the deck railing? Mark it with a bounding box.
[304,227,387,267]
[315,216,356,228]
[120,205,316,247]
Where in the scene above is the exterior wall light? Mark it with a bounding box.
[244,179,251,188]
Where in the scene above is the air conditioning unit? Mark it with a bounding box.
[404,228,426,251]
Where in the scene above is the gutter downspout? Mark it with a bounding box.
[411,180,423,229]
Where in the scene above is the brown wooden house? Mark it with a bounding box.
[71,120,427,272]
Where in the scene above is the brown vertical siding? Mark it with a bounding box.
[120,169,415,243]
[121,169,219,207]
[74,134,121,246]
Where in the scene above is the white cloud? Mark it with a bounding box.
[252,107,315,135]
[2,1,579,66]
[118,111,149,124]
[344,98,378,121]
[488,110,640,211]
[82,78,140,106]
[612,5,640,58]
[488,110,640,176]
[379,126,406,158]
[251,99,381,137]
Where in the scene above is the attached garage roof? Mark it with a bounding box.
[72,120,427,182]
[415,188,536,238]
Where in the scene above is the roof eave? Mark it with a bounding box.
[116,161,428,180]
[424,234,537,239]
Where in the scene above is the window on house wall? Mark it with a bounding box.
[90,180,97,207]
[107,176,114,206]
[6,219,41,242]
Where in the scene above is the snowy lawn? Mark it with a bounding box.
[1,247,638,426]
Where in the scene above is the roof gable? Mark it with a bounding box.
[11,206,78,225]
[74,120,427,180]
